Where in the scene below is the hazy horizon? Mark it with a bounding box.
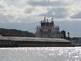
[0,20,81,37]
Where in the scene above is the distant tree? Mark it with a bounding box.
[0,28,35,37]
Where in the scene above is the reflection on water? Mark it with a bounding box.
[0,47,81,61]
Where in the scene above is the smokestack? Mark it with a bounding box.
[67,32,70,39]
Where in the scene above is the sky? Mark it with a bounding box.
[0,0,81,37]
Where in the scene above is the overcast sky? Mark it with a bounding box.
[0,0,81,37]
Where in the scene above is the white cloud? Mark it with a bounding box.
[29,6,48,16]
[0,0,81,21]
[0,0,48,20]
[66,0,81,19]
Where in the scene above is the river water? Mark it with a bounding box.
[0,47,81,61]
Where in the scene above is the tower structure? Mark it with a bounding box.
[35,17,64,38]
